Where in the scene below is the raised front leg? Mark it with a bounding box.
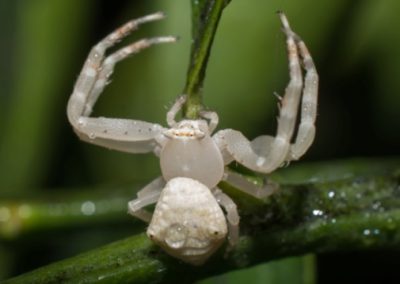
[281,12,319,161]
[213,12,318,173]
[128,176,165,223]
[67,12,176,153]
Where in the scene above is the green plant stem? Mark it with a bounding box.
[182,0,230,119]
[0,187,136,240]
[3,158,400,283]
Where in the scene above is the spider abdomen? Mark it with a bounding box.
[147,177,227,265]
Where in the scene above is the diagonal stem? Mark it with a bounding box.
[3,158,400,283]
[182,0,230,119]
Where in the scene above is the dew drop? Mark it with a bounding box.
[312,209,324,216]
[165,223,187,249]
[166,238,185,249]
[371,201,382,211]
[363,229,371,236]
[81,201,96,215]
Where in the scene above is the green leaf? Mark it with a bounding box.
[0,1,92,192]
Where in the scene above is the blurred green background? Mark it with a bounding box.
[0,0,399,283]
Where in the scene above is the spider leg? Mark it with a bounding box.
[128,176,165,223]
[166,95,219,133]
[83,37,176,117]
[212,131,235,165]
[282,14,319,160]
[200,110,219,134]
[166,95,187,127]
[222,170,277,199]
[67,12,176,153]
[213,188,239,247]
[213,12,317,173]
[68,12,167,121]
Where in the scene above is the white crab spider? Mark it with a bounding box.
[67,11,318,265]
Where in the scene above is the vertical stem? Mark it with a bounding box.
[182,0,229,119]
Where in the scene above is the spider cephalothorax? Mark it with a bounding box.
[160,116,225,189]
[67,11,318,265]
